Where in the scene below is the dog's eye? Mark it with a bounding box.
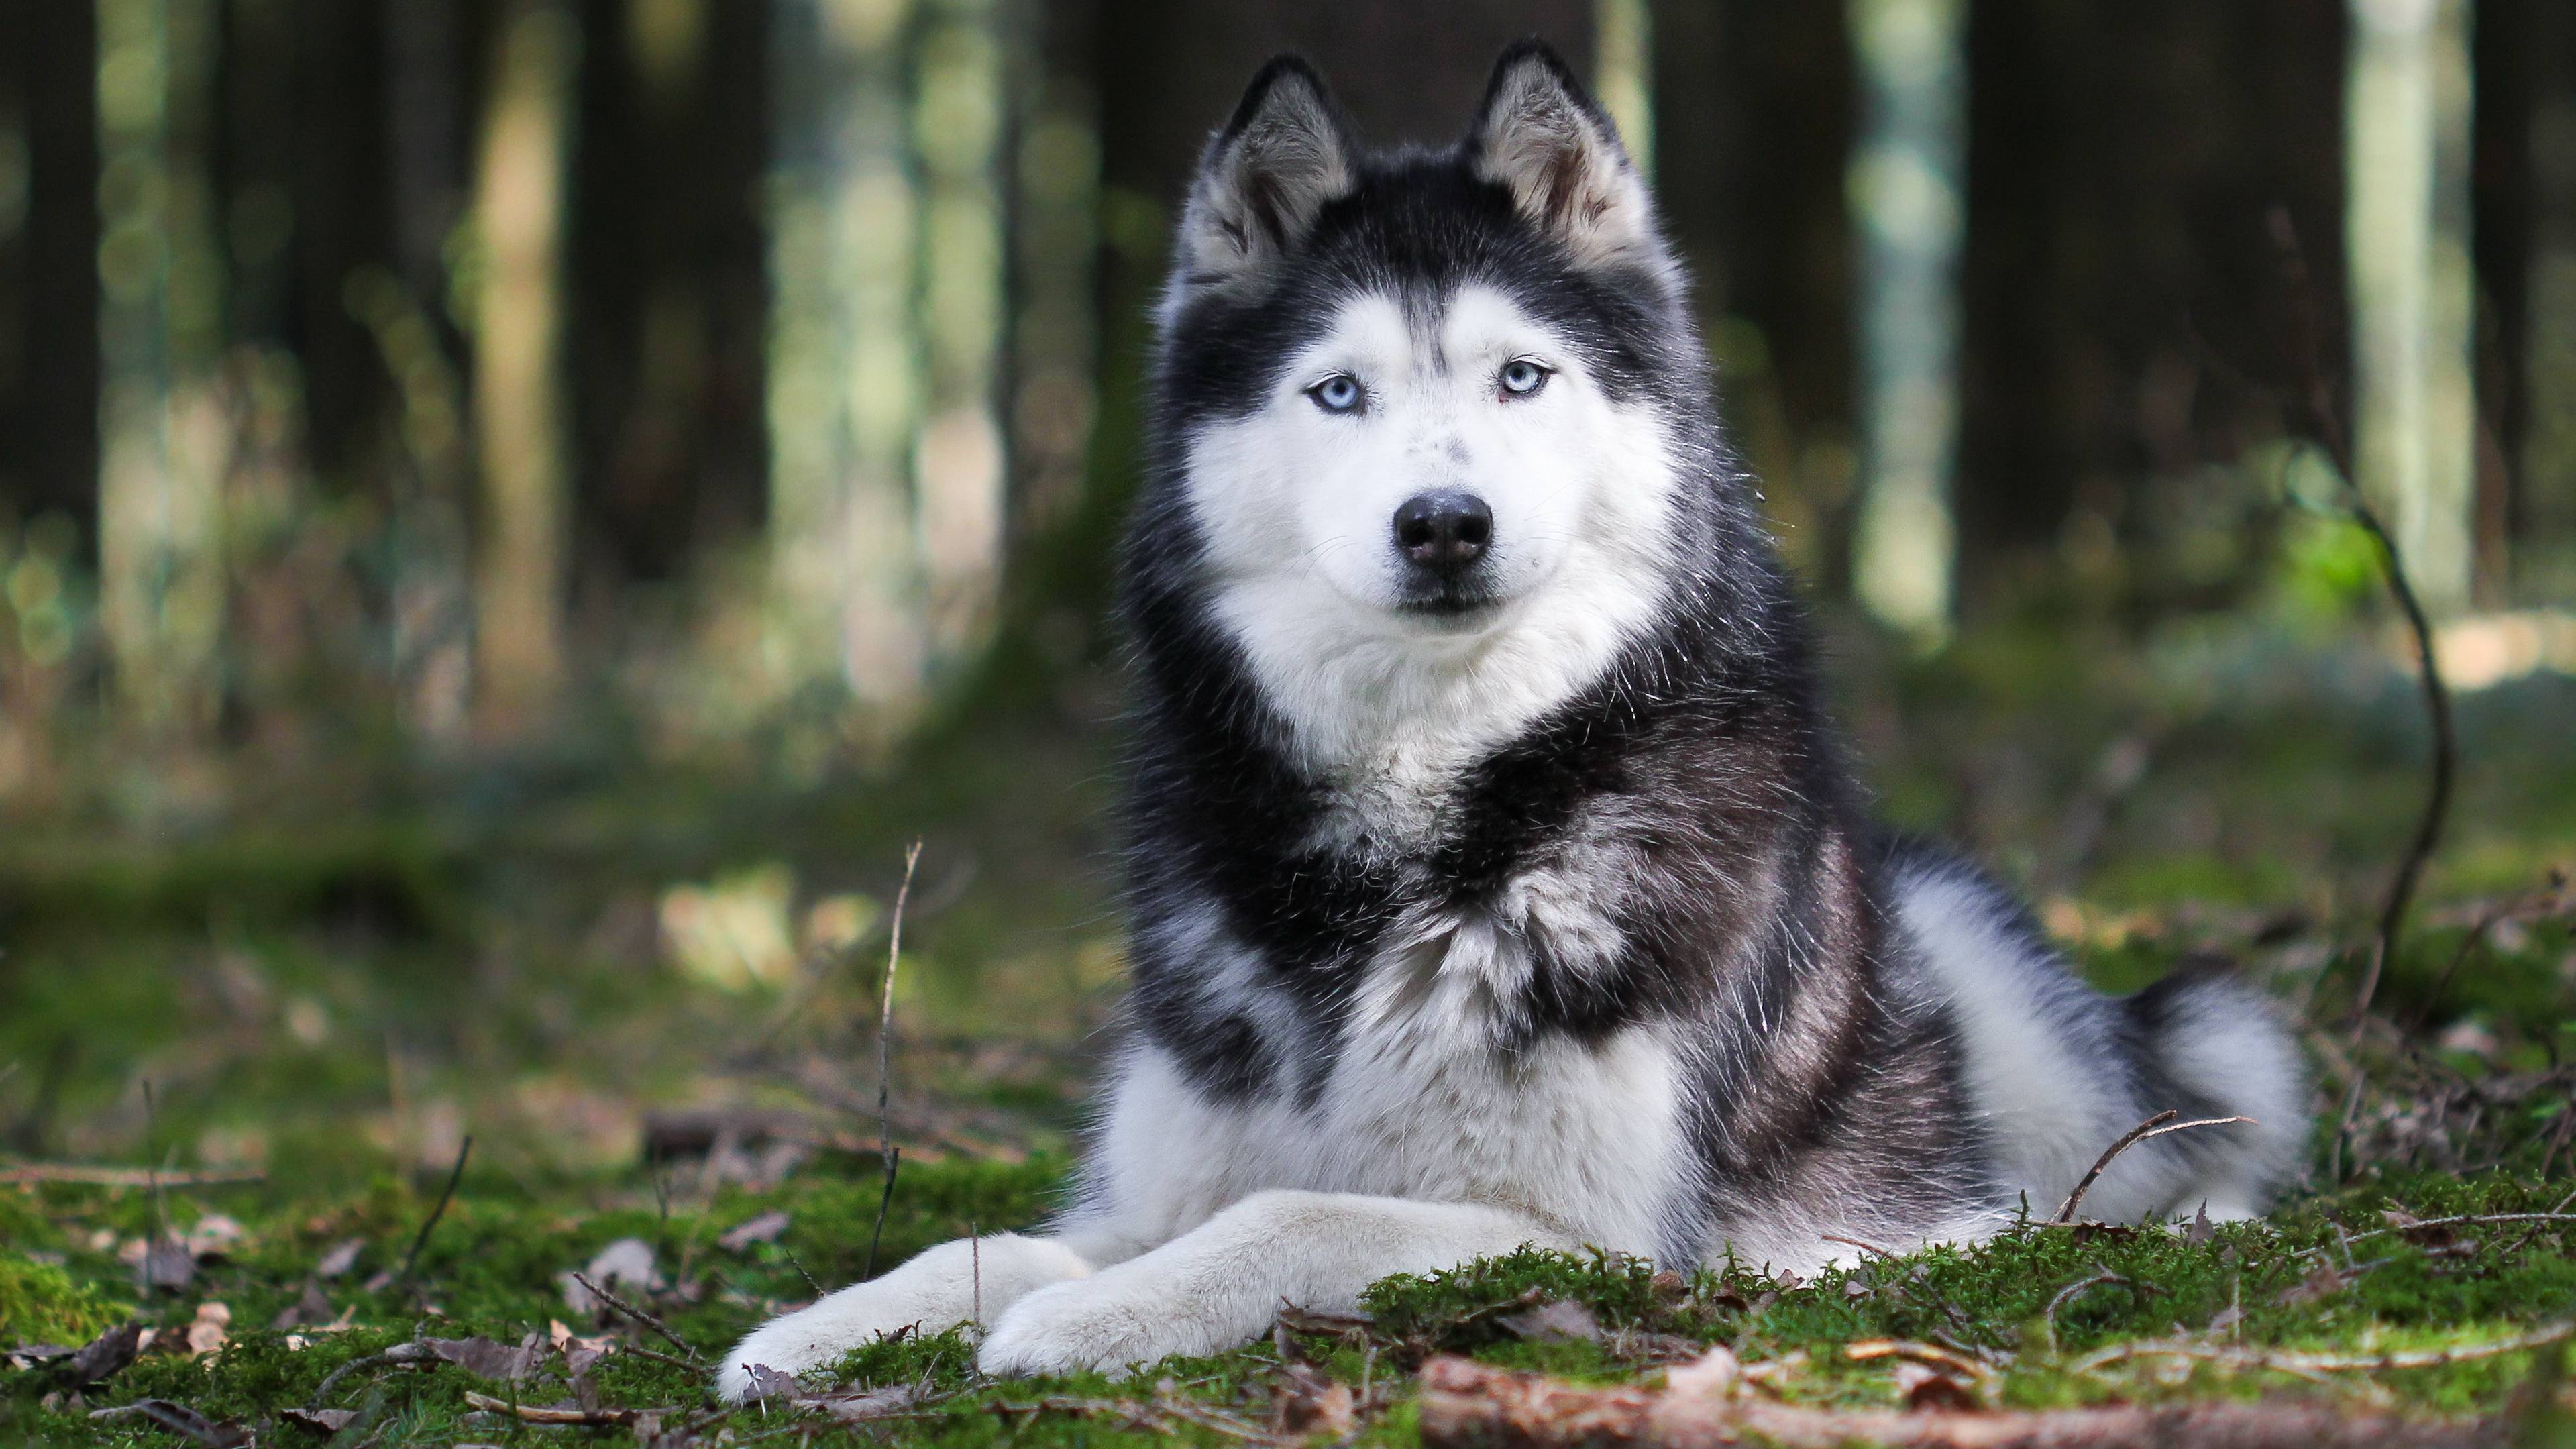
[1309,374,1365,415]
[1499,359,1551,398]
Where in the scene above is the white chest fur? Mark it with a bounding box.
[1085,917,1692,1261]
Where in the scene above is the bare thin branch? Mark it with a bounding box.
[2265,207,2457,1032]
[393,1134,472,1290]
[865,839,923,1280]
[2052,1112,2252,1225]
[569,1271,702,1363]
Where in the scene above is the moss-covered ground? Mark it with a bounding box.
[4,619,2574,1444]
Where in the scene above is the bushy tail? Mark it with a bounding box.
[2121,961,2311,1217]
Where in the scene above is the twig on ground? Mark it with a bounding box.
[2265,207,2456,1033]
[617,1344,704,1374]
[1417,1356,2496,1448]
[864,839,922,1281]
[462,1390,676,1426]
[312,1342,435,1402]
[392,1134,472,1291]
[570,1271,702,1363]
[2328,1212,2576,1251]
[2051,1112,2253,1224]
[2072,1318,2575,1377]
[2043,1269,2133,1352]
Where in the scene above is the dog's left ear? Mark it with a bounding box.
[1468,40,1661,273]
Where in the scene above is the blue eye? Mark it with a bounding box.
[1499,359,1550,397]
[1309,374,1365,414]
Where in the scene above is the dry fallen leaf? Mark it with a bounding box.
[1499,1299,1603,1345]
[800,1384,924,1424]
[1666,1344,1740,1398]
[182,1302,230,1358]
[58,1324,143,1387]
[280,1407,358,1433]
[314,1238,365,1279]
[423,1333,544,1381]
[559,1236,658,1314]
[719,1210,791,1251]
[1892,1360,1980,1412]
[1269,1362,1356,1438]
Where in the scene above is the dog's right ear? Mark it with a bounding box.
[1170,57,1355,304]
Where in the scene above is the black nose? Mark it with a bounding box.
[1391,492,1493,570]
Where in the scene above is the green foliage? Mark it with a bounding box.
[0,1254,128,1346]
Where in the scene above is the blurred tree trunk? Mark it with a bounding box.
[2511,0,2576,598]
[290,0,396,489]
[1955,0,2347,619]
[1,0,102,535]
[96,0,229,731]
[765,0,924,713]
[1651,0,1856,591]
[570,0,768,586]
[471,0,578,735]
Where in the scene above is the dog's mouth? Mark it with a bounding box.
[1393,579,1505,621]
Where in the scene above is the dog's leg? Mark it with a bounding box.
[718,1233,1093,1399]
[977,1191,1570,1377]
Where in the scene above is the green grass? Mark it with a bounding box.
[6,1158,2574,1445]
[3,621,2574,1444]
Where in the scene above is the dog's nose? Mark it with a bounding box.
[1391,492,1493,570]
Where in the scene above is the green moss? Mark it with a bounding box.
[0,1253,131,1346]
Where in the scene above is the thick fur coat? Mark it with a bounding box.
[718,42,2305,1397]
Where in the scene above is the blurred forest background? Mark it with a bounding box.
[0,0,2571,1190]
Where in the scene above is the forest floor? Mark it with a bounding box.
[3,613,2575,1446]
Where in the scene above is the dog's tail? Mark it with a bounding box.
[2118,959,2310,1218]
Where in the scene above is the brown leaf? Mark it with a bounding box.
[2277,1263,2347,1307]
[740,1363,804,1402]
[559,1237,658,1313]
[313,1238,365,1279]
[1892,1361,1979,1412]
[279,1407,358,1432]
[1269,1362,1355,1439]
[270,1281,336,1330]
[86,1399,252,1448]
[2186,1202,2214,1245]
[1666,1345,1740,1399]
[718,1210,790,1251]
[1499,1299,1603,1345]
[60,1324,143,1387]
[799,1385,923,1423]
[138,1237,195,1293]
[424,1333,544,1381]
[181,1302,230,1358]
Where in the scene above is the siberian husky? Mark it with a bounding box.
[719,40,2304,1397]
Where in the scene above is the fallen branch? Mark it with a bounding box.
[462,1390,676,1426]
[1415,1355,2500,1449]
[0,1162,264,1187]
[2051,1112,2253,1224]
[568,1271,702,1363]
[2072,1318,2575,1377]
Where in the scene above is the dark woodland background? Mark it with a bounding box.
[0,0,2570,1185]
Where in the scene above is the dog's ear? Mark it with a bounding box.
[1468,40,1661,273]
[1171,56,1356,303]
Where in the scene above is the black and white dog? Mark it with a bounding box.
[719,40,2304,1396]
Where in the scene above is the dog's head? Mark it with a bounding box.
[1140,43,1713,763]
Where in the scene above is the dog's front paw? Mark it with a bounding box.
[977,1273,1239,1378]
[718,1304,873,1403]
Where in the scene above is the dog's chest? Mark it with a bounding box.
[1293,917,1686,1247]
